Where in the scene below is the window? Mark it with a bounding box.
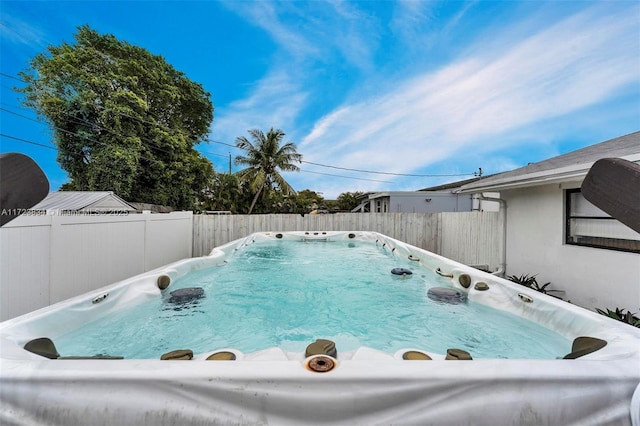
[565,189,640,253]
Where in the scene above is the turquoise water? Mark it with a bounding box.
[56,239,570,359]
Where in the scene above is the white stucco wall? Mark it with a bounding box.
[502,182,640,311]
[368,192,474,213]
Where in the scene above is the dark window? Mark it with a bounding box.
[565,188,640,253]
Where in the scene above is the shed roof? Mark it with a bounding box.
[458,131,640,193]
[31,191,136,212]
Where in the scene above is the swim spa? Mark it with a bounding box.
[1,231,639,425]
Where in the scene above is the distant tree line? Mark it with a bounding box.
[19,25,364,213]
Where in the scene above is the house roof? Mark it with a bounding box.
[418,176,488,191]
[31,191,136,212]
[368,190,460,200]
[458,131,640,193]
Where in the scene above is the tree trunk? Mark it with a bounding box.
[247,183,265,214]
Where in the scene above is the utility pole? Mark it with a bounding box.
[228,153,232,174]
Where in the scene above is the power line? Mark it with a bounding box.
[0,133,57,150]
[0,72,24,82]
[198,149,229,160]
[298,169,393,183]
[2,103,227,163]
[300,159,474,177]
[1,103,184,160]
[0,99,443,182]
[4,73,462,184]
[0,105,47,125]
[0,132,162,168]
[1,73,209,158]
[204,138,237,149]
[1,83,22,92]
[1,71,478,179]
[0,105,173,161]
[0,131,395,184]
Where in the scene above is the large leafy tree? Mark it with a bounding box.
[19,25,214,209]
[199,172,251,214]
[234,128,302,214]
[265,189,322,214]
[292,189,325,213]
[336,191,365,211]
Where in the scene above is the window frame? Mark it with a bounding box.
[565,188,640,253]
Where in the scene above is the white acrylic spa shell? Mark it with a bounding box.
[1,231,639,425]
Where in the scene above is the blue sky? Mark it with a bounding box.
[1,1,638,199]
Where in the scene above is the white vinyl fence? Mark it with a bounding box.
[193,212,502,269]
[0,211,192,321]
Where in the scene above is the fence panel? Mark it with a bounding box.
[0,212,192,321]
[0,216,51,320]
[438,211,503,268]
[192,212,501,269]
[48,215,146,303]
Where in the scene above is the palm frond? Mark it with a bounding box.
[273,172,297,195]
[234,135,255,151]
[233,127,302,212]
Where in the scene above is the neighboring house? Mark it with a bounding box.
[30,191,136,214]
[355,190,473,214]
[458,131,640,310]
[352,177,499,213]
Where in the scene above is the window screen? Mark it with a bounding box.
[565,188,640,253]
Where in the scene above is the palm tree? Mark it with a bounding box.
[234,128,302,214]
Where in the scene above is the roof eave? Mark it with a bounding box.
[457,153,640,194]
[457,171,587,193]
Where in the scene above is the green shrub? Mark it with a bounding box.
[595,308,640,328]
[507,273,565,299]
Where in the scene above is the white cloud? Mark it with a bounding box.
[223,0,378,69]
[0,12,50,50]
[210,70,308,143]
[213,1,381,165]
[390,0,476,54]
[324,0,380,70]
[297,5,639,197]
[213,2,638,198]
[390,0,437,42]
[223,1,318,59]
